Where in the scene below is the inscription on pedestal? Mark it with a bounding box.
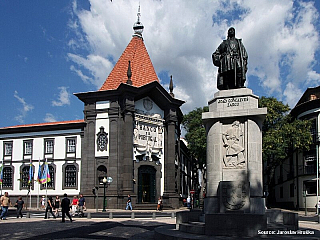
[217,96,248,107]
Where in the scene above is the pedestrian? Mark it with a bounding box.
[54,195,61,217]
[71,196,78,216]
[15,196,25,218]
[126,194,132,210]
[157,197,163,211]
[44,196,56,219]
[316,200,320,215]
[40,196,46,210]
[61,193,73,223]
[187,196,191,209]
[0,192,12,220]
[78,194,86,217]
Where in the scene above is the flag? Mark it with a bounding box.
[37,159,42,183]
[39,160,51,184]
[28,160,33,184]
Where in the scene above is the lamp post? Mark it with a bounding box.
[102,176,113,212]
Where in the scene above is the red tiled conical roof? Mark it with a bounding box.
[99,36,159,91]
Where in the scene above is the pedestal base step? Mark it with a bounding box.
[179,222,205,235]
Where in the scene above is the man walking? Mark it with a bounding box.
[78,194,86,217]
[126,195,132,210]
[61,193,73,223]
[0,192,12,220]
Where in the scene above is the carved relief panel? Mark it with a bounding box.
[222,120,245,168]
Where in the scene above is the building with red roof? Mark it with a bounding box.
[0,9,190,210]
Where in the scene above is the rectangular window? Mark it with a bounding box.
[45,140,54,154]
[24,141,33,155]
[280,186,283,198]
[67,138,76,153]
[4,142,13,156]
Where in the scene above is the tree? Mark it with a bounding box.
[182,106,208,166]
[259,96,313,185]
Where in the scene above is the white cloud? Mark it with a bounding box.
[67,0,320,112]
[44,113,57,122]
[68,53,113,88]
[52,86,71,107]
[13,91,34,124]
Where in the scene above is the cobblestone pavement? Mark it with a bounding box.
[0,217,176,240]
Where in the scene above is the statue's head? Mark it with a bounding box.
[228,27,235,38]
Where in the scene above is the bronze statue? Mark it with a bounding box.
[212,27,248,90]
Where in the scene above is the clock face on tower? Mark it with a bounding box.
[97,126,108,152]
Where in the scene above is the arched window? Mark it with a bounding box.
[97,165,107,185]
[21,165,33,189]
[2,167,13,189]
[46,165,55,189]
[63,164,78,189]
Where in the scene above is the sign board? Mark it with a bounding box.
[190,190,195,194]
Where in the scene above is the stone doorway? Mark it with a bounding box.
[138,165,156,203]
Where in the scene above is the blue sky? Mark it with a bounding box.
[1,0,320,128]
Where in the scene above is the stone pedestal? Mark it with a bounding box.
[202,88,267,215]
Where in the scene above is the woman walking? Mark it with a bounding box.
[54,195,61,217]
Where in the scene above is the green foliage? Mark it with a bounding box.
[181,97,312,182]
[182,106,208,165]
[259,97,312,183]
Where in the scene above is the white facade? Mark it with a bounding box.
[0,121,84,207]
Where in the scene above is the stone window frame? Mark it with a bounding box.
[2,165,14,190]
[62,162,79,190]
[3,141,13,157]
[20,163,34,190]
[23,140,33,157]
[66,137,76,154]
[44,139,54,154]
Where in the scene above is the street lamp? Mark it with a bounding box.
[102,176,113,212]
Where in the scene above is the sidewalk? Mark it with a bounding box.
[0,208,177,240]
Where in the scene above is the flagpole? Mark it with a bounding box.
[29,159,32,209]
[45,159,48,209]
[0,158,3,197]
[37,159,40,210]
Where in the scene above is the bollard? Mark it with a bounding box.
[152,212,156,219]
[109,212,113,219]
[171,212,175,218]
[87,212,91,219]
[26,212,31,218]
[131,212,135,219]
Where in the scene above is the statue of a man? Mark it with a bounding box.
[212,27,248,90]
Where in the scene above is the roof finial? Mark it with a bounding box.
[133,4,144,37]
[127,61,132,85]
[169,75,174,97]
